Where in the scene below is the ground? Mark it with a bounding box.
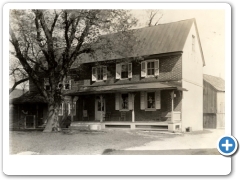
[9,129,224,155]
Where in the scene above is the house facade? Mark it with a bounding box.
[11,18,205,132]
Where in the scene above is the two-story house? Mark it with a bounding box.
[11,18,205,132]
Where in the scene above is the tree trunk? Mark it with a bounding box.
[43,102,61,133]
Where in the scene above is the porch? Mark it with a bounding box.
[64,82,185,132]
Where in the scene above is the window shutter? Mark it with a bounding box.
[68,103,71,115]
[128,63,132,78]
[116,64,121,79]
[103,66,107,80]
[59,103,64,116]
[141,61,146,77]
[128,93,133,110]
[72,102,76,116]
[115,93,120,110]
[92,67,97,81]
[155,91,161,109]
[140,91,145,110]
[154,60,159,76]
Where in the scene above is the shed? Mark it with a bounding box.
[203,74,225,128]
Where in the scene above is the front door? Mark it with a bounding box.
[95,95,105,121]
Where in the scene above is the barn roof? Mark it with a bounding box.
[203,74,225,92]
[10,91,47,104]
[72,18,205,66]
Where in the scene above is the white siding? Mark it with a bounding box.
[181,23,203,131]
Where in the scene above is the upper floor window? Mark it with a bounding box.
[92,66,107,82]
[192,35,195,52]
[116,63,132,79]
[44,78,51,91]
[58,76,71,90]
[141,59,159,78]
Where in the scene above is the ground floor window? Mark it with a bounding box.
[121,93,128,109]
[147,92,155,109]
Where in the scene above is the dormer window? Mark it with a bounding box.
[141,59,159,78]
[92,66,107,82]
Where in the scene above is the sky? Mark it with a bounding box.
[131,9,225,79]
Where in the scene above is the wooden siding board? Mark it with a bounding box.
[203,81,217,113]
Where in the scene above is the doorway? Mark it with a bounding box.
[95,95,105,121]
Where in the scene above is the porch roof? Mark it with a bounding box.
[64,82,187,96]
[10,91,47,104]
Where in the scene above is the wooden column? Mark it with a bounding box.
[18,105,20,129]
[100,95,103,122]
[132,94,135,122]
[71,97,74,122]
[36,104,38,128]
[170,91,174,122]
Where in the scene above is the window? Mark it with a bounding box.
[115,93,133,110]
[92,66,107,81]
[116,63,132,79]
[57,77,71,90]
[64,79,71,90]
[147,92,155,108]
[192,35,195,52]
[44,78,51,91]
[121,64,128,79]
[121,94,128,109]
[141,60,159,77]
[140,91,161,110]
[147,61,155,76]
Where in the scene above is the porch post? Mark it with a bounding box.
[36,104,38,128]
[71,96,74,122]
[18,105,20,129]
[100,95,103,122]
[132,93,135,122]
[170,91,174,122]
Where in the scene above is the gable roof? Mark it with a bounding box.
[203,74,225,92]
[73,18,205,66]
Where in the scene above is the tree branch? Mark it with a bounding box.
[9,24,49,99]
[9,77,29,94]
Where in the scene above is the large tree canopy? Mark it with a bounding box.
[9,9,138,132]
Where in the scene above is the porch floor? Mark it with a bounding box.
[70,120,181,131]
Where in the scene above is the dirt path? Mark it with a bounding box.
[125,129,225,151]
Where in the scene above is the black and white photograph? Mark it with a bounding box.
[3,2,233,176]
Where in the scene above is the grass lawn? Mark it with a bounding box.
[9,129,219,155]
[10,129,172,155]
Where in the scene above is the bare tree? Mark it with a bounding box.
[146,10,163,27]
[9,9,138,132]
[9,55,29,94]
